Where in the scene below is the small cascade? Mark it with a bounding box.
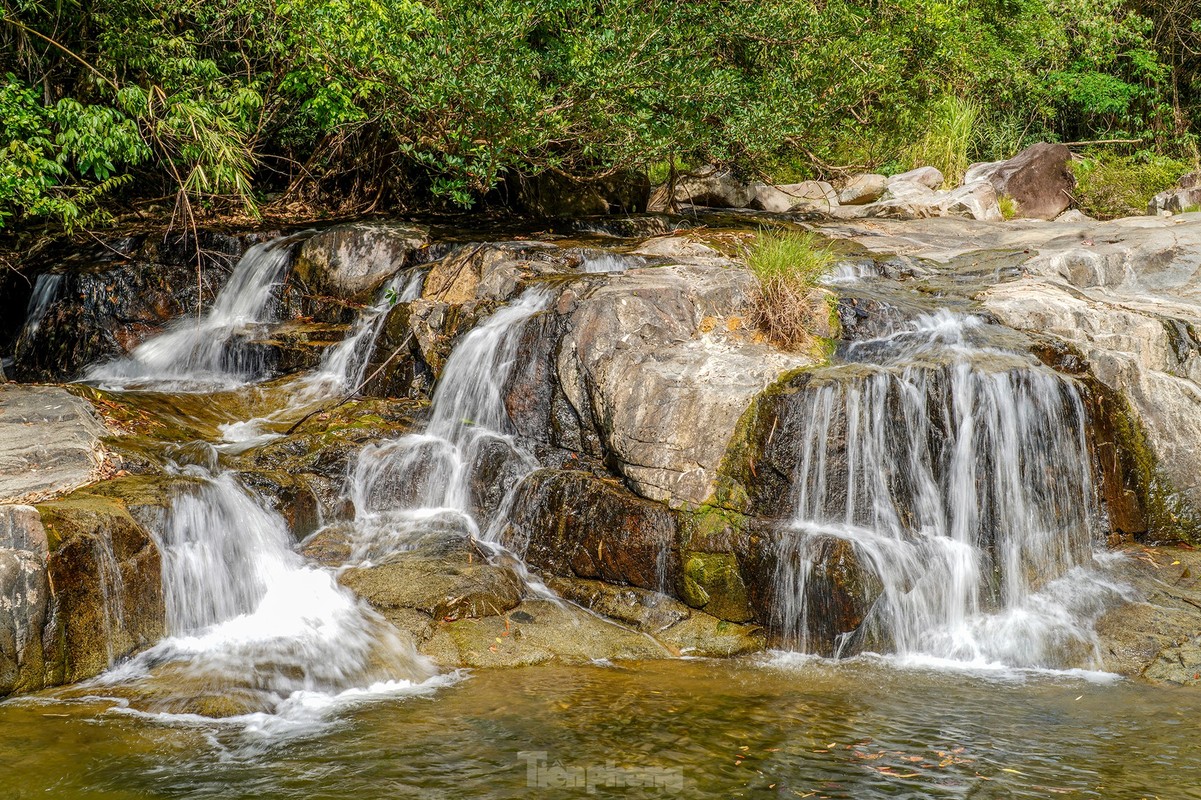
[18,273,64,341]
[85,234,303,391]
[348,288,549,560]
[218,269,424,447]
[104,463,432,716]
[774,312,1115,668]
[579,252,643,273]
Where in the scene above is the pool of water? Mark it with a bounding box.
[1,657,1197,799]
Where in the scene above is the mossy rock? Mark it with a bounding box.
[678,551,754,623]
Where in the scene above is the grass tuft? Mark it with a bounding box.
[744,231,836,351]
[909,95,980,186]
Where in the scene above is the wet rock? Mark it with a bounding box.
[546,575,765,657]
[837,174,888,205]
[36,488,165,685]
[1096,546,1201,683]
[0,505,50,695]
[339,537,523,623]
[0,385,108,504]
[1147,172,1201,216]
[4,232,240,381]
[678,551,754,623]
[504,470,679,591]
[420,598,670,668]
[964,143,1075,220]
[293,222,429,300]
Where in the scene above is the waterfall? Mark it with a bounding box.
[217,269,424,447]
[105,463,433,715]
[347,288,549,561]
[18,273,64,342]
[773,312,1114,668]
[85,235,302,391]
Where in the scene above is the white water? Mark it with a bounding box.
[218,269,424,448]
[18,272,64,341]
[347,288,549,561]
[96,464,434,721]
[579,252,642,273]
[774,312,1123,669]
[85,235,302,391]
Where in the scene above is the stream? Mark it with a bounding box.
[1,216,1199,797]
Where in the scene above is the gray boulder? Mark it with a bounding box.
[672,166,755,209]
[1147,172,1201,216]
[889,166,944,189]
[294,222,429,300]
[0,505,50,695]
[0,385,108,504]
[837,174,888,205]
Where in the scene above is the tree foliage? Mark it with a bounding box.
[0,0,1196,232]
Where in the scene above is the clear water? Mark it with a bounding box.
[2,658,1198,799]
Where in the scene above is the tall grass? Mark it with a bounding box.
[744,231,836,351]
[908,95,980,185]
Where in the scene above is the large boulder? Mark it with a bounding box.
[551,258,812,504]
[870,180,1000,221]
[965,142,1075,220]
[514,170,650,218]
[1147,172,1201,216]
[750,181,838,213]
[889,166,944,189]
[0,385,108,504]
[671,166,756,209]
[293,222,429,301]
[837,174,888,205]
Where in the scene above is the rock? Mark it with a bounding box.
[672,166,755,209]
[630,235,728,262]
[678,551,754,622]
[1055,208,1094,223]
[1147,172,1201,216]
[1095,546,1201,683]
[36,487,166,686]
[293,222,429,300]
[504,470,680,591]
[339,536,523,624]
[552,263,810,504]
[750,181,838,213]
[3,232,241,382]
[817,214,1201,537]
[0,385,108,504]
[420,598,670,668]
[940,181,1002,222]
[0,505,50,695]
[547,575,765,657]
[889,166,944,189]
[964,143,1075,220]
[837,174,888,205]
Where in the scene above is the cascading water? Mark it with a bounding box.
[85,234,303,391]
[217,269,424,447]
[97,461,434,719]
[18,273,64,342]
[773,311,1121,668]
[347,288,549,561]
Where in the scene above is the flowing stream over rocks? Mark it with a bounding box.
[4,215,1201,797]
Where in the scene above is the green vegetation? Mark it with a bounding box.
[1071,153,1191,218]
[744,231,836,351]
[1,0,1200,236]
[998,194,1020,220]
[909,96,980,186]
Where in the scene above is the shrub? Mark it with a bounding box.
[1070,153,1192,218]
[744,231,836,351]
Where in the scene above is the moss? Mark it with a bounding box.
[678,552,754,622]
